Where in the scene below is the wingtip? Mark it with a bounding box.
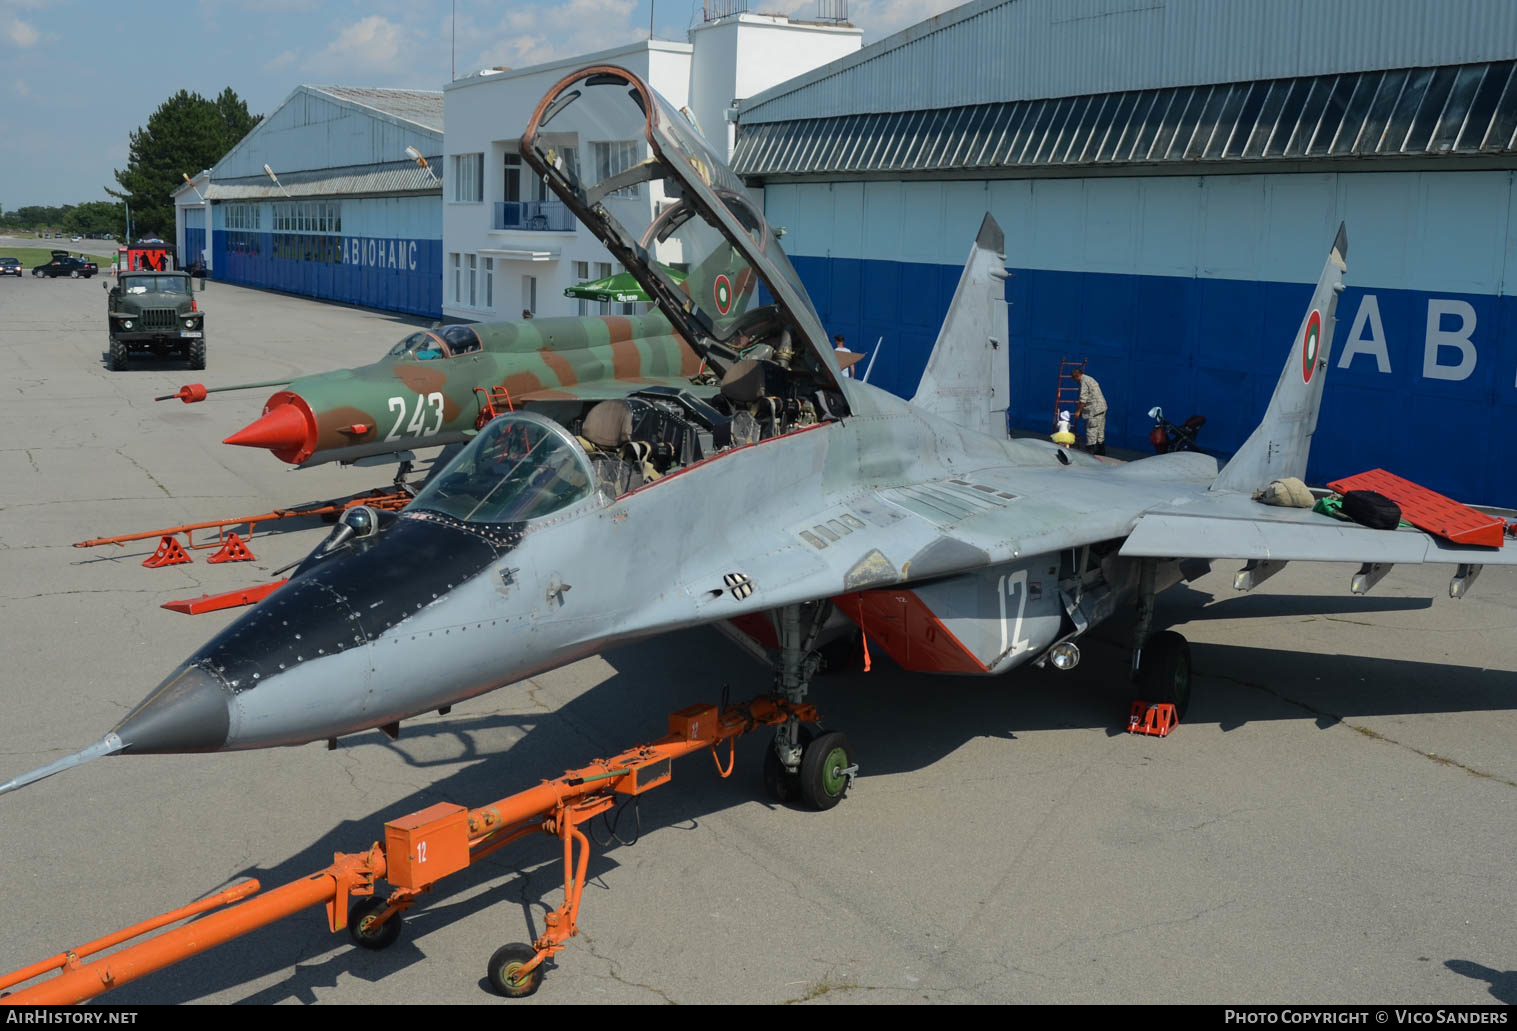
[0,734,124,797]
[1333,221,1348,260]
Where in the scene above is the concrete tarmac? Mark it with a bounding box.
[0,272,1513,1005]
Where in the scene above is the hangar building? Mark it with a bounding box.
[733,0,1517,506]
[186,86,445,318]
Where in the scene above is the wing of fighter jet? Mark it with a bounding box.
[6,67,1513,814]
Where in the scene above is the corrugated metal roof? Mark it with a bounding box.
[739,0,1517,125]
[309,86,444,132]
[734,61,1517,177]
[205,159,441,200]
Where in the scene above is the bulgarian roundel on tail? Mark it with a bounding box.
[1210,223,1347,495]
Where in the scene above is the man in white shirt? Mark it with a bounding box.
[833,334,857,378]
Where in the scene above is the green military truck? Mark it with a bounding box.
[104,271,206,371]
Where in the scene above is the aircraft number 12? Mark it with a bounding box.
[998,570,1031,659]
[385,392,445,442]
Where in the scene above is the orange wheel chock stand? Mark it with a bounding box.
[206,532,256,564]
[0,694,820,1004]
[1128,700,1178,737]
[141,536,192,568]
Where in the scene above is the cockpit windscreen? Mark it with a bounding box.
[409,413,595,524]
[386,325,482,360]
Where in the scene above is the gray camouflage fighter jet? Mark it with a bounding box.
[5,65,1515,806]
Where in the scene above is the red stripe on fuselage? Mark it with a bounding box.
[832,590,988,675]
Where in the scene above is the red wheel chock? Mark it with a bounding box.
[206,532,256,564]
[1128,700,1178,737]
[142,536,192,568]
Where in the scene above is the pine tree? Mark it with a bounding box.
[109,89,260,238]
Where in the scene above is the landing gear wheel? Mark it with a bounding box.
[761,724,813,804]
[108,339,127,372]
[347,896,403,950]
[487,943,542,998]
[1139,630,1191,721]
[799,731,854,811]
[188,339,206,371]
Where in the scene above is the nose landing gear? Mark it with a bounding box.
[762,602,859,810]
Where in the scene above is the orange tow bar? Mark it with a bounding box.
[0,695,818,1003]
[71,488,412,554]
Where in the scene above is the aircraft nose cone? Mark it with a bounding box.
[112,665,232,754]
[223,392,317,464]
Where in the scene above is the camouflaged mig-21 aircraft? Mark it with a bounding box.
[160,264,755,484]
[7,65,1516,814]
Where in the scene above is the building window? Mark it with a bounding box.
[484,258,494,309]
[452,153,483,203]
[224,203,262,230]
[467,254,477,307]
[272,201,341,235]
[573,260,591,316]
[522,275,536,316]
[450,252,461,303]
[595,261,612,315]
[592,141,641,198]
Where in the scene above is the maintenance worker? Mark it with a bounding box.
[833,334,856,377]
[1072,366,1108,456]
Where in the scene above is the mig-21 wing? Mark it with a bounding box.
[7,69,1513,823]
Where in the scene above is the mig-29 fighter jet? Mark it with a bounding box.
[6,66,1514,810]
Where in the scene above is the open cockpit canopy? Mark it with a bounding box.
[521,66,845,394]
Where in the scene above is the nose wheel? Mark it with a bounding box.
[763,726,857,810]
[799,731,855,811]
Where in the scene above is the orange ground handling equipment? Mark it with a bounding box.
[1128,700,1179,738]
[0,694,820,1004]
[1328,469,1507,548]
[71,488,412,559]
[161,578,287,614]
[1053,356,1087,426]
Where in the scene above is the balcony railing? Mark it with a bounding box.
[492,200,575,232]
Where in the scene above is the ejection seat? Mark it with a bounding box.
[579,400,659,495]
[717,359,772,444]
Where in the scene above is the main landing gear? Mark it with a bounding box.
[1130,558,1192,720]
[763,602,859,809]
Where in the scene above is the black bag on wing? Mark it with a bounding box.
[1340,490,1401,530]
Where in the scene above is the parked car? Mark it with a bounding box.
[32,255,98,279]
[0,257,22,277]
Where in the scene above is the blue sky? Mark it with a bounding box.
[0,0,960,208]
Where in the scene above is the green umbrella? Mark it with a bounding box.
[563,266,685,304]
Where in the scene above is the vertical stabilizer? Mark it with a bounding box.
[910,214,1011,437]
[1211,224,1347,494]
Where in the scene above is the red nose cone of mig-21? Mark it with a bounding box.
[222,392,319,465]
